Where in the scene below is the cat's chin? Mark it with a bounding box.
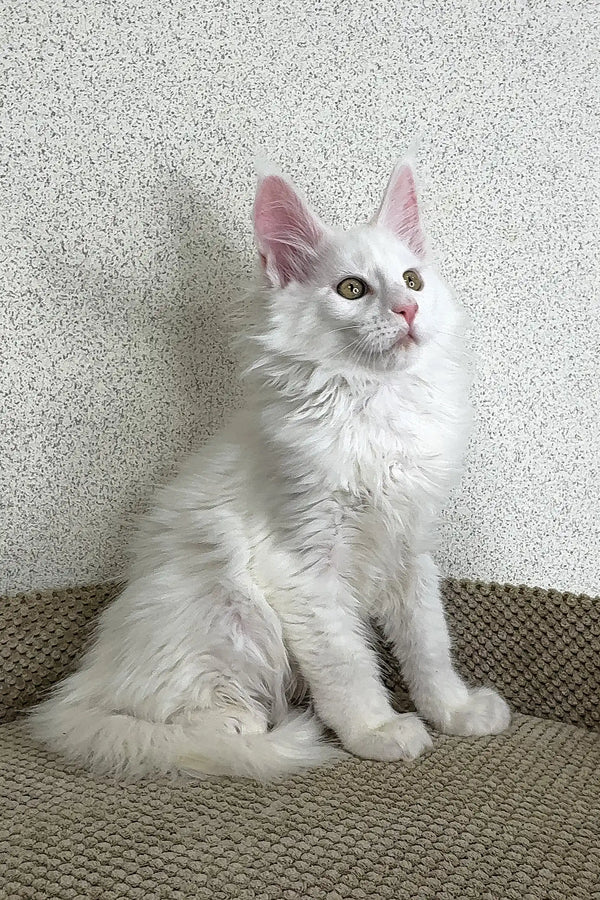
[391,333,419,353]
[394,335,417,349]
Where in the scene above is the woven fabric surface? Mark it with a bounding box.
[2,714,600,900]
[441,579,600,731]
[1,579,598,729]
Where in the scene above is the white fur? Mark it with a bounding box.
[29,168,510,780]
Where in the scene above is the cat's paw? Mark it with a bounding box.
[344,713,433,762]
[435,687,511,737]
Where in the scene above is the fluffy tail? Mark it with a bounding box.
[28,697,345,781]
[180,710,345,780]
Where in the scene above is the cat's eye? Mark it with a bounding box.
[337,277,367,300]
[403,269,424,291]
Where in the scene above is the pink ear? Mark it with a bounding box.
[254,176,326,287]
[376,163,426,258]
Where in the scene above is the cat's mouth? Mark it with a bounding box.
[392,329,418,350]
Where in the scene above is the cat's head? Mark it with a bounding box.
[252,162,460,376]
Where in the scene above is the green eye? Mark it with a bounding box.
[403,269,423,291]
[337,277,367,300]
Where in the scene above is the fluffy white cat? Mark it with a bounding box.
[30,161,510,780]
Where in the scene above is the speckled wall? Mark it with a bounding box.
[2,1,598,596]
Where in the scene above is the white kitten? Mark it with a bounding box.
[29,161,510,780]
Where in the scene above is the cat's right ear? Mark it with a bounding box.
[374,160,426,258]
[253,175,327,288]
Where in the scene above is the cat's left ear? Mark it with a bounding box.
[375,161,426,258]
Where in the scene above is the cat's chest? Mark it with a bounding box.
[326,391,463,595]
[326,386,459,502]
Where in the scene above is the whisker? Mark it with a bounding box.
[327,335,366,363]
[323,325,358,334]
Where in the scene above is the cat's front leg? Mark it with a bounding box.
[277,569,432,761]
[379,553,511,736]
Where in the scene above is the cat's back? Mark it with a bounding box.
[130,408,258,570]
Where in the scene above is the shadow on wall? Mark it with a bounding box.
[13,167,253,586]
[107,169,253,562]
[157,170,249,449]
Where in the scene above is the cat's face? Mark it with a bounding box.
[253,163,459,375]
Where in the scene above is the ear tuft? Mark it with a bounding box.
[253,175,326,287]
[253,154,282,180]
[375,161,426,258]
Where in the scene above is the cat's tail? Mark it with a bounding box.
[180,709,346,781]
[28,694,345,782]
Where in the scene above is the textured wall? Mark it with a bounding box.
[2,0,598,596]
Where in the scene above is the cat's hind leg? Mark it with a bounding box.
[29,573,342,780]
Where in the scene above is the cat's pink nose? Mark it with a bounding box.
[391,302,418,327]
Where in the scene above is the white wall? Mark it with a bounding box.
[2,0,599,596]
